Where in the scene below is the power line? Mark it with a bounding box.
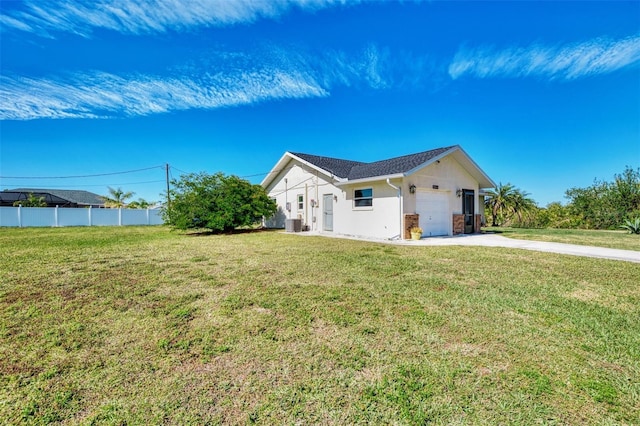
[269,175,317,197]
[241,170,278,178]
[0,165,165,179]
[164,165,295,180]
[1,163,299,189]
[168,166,267,178]
[0,180,165,189]
[170,166,190,175]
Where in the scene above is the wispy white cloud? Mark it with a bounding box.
[0,68,328,120]
[449,34,640,80]
[0,43,442,120]
[0,0,356,37]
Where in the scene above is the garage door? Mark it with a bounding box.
[416,191,450,237]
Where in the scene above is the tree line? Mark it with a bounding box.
[485,166,640,231]
[14,166,637,234]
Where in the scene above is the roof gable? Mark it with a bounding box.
[262,145,495,189]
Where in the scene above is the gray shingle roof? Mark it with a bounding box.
[291,146,455,181]
[289,153,365,179]
[0,191,73,206]
[10,189,105,205]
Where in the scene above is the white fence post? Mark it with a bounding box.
[146,208,150,225]
[88,206,92,226]
[18,205,22,228]
[118,208,122,226]
[55,206,59,227]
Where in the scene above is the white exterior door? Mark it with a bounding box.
[323,194,333,231]
[416,191,450,237]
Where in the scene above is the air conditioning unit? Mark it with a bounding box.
[285,218,302,232]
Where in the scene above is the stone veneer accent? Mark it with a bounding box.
[453,214,465,235]
[403,214,420,239]
[475,214,482,234]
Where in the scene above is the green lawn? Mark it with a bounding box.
[1,226,639,424]
[485,226,640,251]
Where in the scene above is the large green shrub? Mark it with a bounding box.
[162,172,276,232]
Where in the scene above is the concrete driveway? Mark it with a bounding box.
[292,231,640,263]
[396,233,640,263]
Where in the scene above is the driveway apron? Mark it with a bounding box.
[399,233,640,263]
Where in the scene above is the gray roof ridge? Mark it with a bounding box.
[366,145,457,166]
[289,151,366,165]
[346,145,456,180]
[289,152,366,179]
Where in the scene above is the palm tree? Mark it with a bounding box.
[484,182,517,226]
[511,189,537,225]
[101,186,135,208]
[13,192,47,207]
[127,198,152,209]
[485,182,537,226]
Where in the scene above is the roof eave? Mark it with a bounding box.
[260,152,292,188]
[335,173,405,186]
[288,153,348,182]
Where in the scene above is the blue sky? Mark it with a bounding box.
[1,0,639,206]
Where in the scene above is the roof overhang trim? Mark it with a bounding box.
[288,153,347,183]
[334,173,405,186]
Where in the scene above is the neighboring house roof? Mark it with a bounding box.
[7,188,105,206]
[263,145,496,189]
[0,191,75,207]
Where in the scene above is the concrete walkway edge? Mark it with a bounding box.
[291,231,640,263]
[398,233,640,263]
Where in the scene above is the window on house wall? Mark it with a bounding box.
[354,188,373,207]
[297,194,304,210]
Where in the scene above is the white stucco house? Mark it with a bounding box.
[261,145,496,240]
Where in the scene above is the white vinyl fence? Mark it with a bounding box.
[0,206,164,227]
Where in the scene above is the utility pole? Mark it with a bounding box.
[165,163,171,208]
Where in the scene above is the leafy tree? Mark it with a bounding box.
[611,166,640,219]
[163,172,277,232]
[127,198,152,209]
[13,192,47,207]
[101,186,135,208]
[565,166,640,229]
[532,202,577,229]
